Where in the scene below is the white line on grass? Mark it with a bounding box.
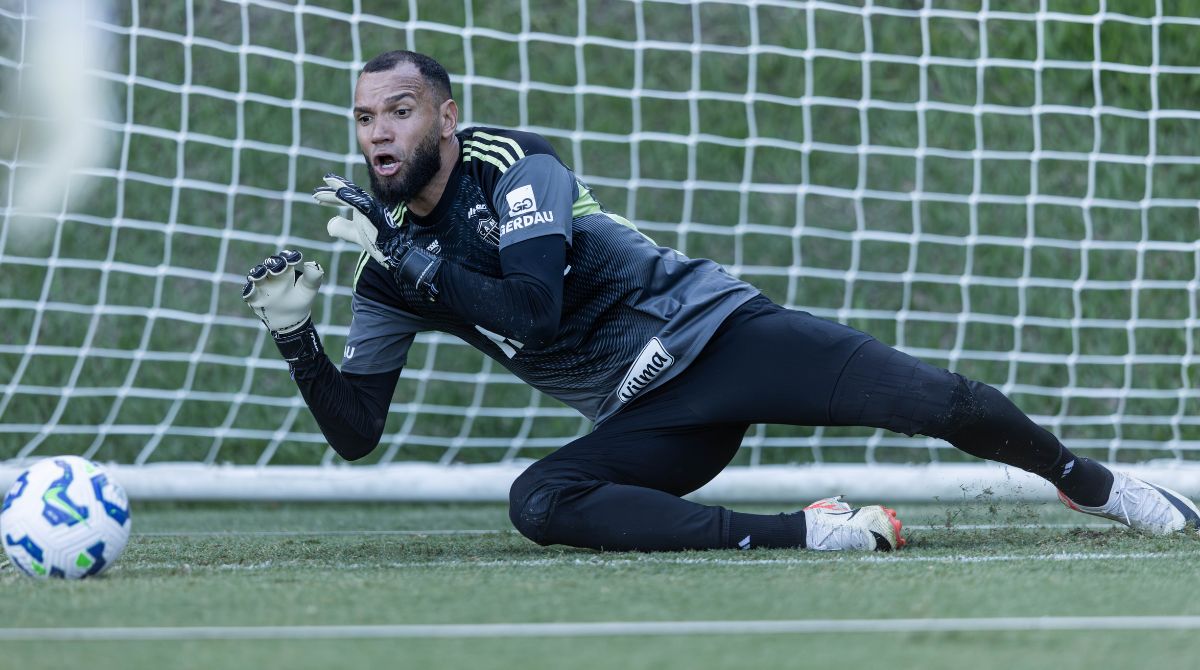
[114,550,1199,574]
[4,616,1200,641]
[907,523,1113,533]
[389,551,1193,568]
[137,529,508,537]
[135,523,1115,537]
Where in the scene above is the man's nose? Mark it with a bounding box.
[370,118,393,144]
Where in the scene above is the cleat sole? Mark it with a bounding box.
[1057,489,1082,512]
[882,506,906,549]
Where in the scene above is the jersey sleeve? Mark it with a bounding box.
[436,233,566,350]
[491,153,577,250]
[340,293,427,375]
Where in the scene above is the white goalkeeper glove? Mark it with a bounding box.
[312,173,442,300]
[241,249,325,335]
[312,174,400,268]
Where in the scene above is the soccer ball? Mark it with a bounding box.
[1,456,132,579]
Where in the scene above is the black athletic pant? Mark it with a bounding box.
[508,294,1103,551]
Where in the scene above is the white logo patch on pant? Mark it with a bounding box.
[617,337,674,403]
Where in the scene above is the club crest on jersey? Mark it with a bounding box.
[467,203,500,245]
[617,338,674,403]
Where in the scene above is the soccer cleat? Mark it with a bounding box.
[803,496,906,552]
[1058,470,1200,535]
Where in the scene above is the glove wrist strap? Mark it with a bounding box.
[273,318,324,365]
[393,246,443,300]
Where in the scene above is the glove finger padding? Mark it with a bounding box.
[312,173,405,268]
[319,173,353,193]
[245,251,302,297]
[313,175,360,212]
[312,185,343,208]
[263,254,289,276]
[313,173,395,230]
[242,263,268,299]
[242,249,322,334]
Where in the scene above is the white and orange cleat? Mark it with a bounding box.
[803,496,906,552]
[1058,470,1200,535]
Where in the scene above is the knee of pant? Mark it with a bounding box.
[508,468,562,545]
[922,373,989,439]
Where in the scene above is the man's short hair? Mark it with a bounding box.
[361,50,453,103]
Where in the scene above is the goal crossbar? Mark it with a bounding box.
[4,462,1200,504]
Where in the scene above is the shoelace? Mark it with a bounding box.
[1114,482,1176,533]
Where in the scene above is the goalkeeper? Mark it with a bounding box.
[243,50,1199,552]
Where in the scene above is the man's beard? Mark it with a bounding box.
[367,125,442,210]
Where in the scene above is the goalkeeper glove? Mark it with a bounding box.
[242,249,326,363]
[312,173,442,300]
[242,249,324,333]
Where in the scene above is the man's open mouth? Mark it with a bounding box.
[373,153,400,177]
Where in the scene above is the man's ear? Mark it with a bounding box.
[439,98,459,139]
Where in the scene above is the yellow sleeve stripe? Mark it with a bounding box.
[352,250,370,287]
[463,136,530,171]
[471,130,526,161]
[464,144,511,173]
[464,139,518,167]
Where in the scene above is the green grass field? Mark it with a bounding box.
[3,500,1200,669]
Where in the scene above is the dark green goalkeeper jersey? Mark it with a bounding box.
[343,126,758,424]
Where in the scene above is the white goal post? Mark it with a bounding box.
[4,0,1200,502]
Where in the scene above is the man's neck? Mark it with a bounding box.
[404,135,460,218]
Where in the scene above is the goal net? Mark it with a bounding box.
[4,0,1200,502]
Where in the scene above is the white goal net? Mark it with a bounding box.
[3,0,1200,502]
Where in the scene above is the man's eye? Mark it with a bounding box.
[395,109,409,117]
[357,115,372,125]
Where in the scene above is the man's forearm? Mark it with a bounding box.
[283,325,400,461]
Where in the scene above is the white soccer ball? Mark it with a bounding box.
[1,456,132,579]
